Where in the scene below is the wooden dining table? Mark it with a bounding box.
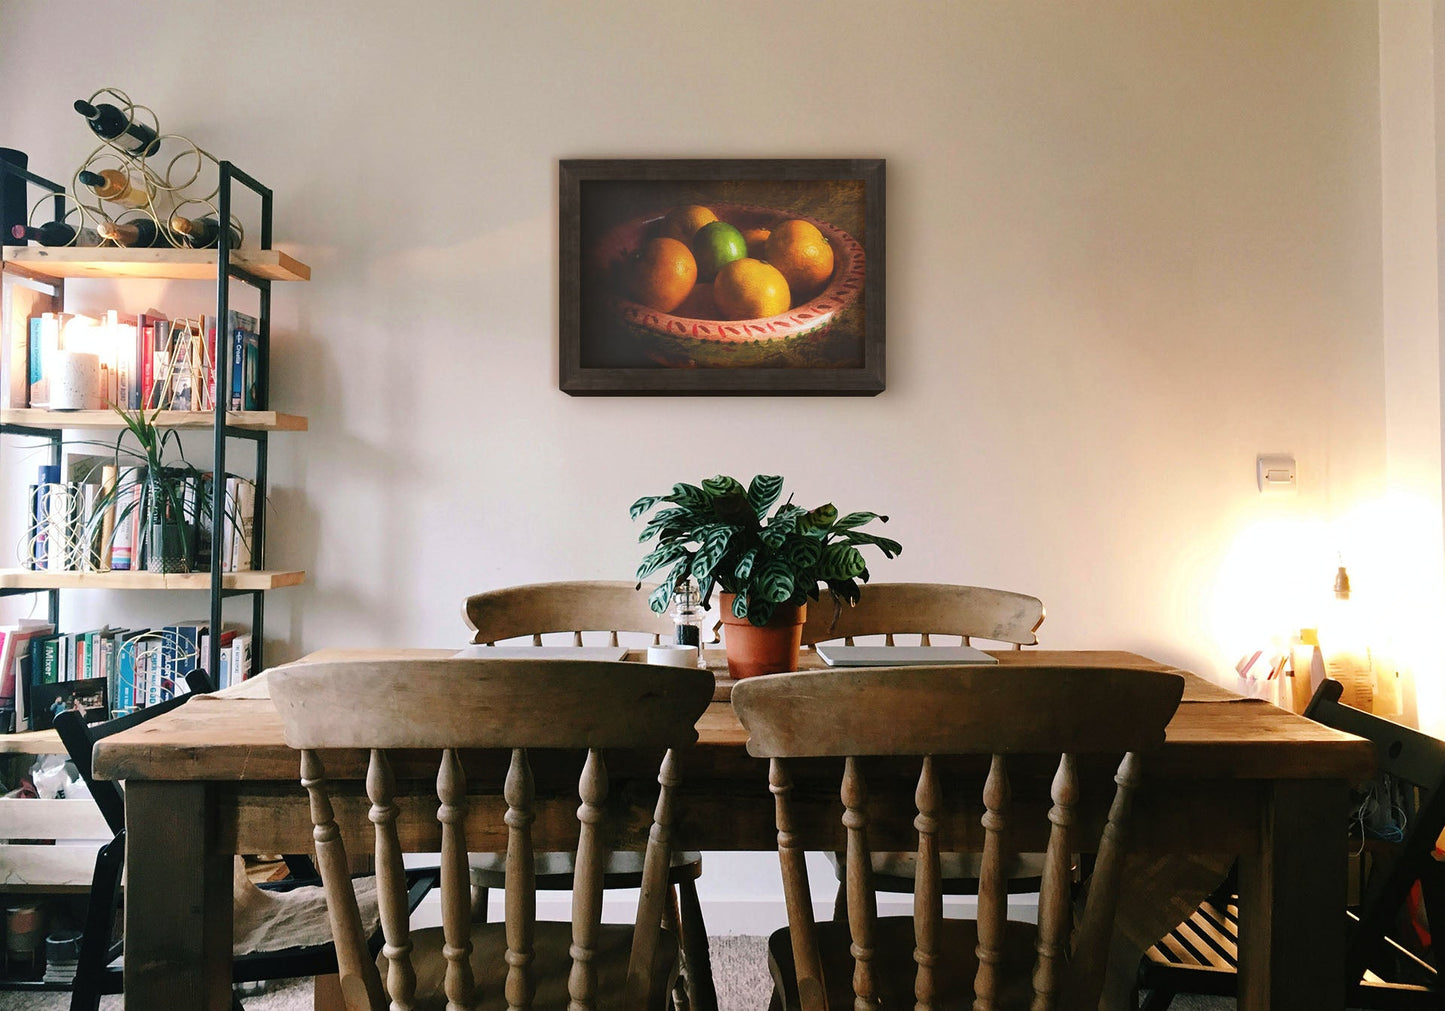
[91,647,1374,1010]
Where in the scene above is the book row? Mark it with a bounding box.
[25,461,255,573]
[0,618,253,733]
[3,307,263,412]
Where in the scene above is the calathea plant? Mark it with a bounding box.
[631,474,902,626]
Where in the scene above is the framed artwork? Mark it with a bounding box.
[560,158,885,396]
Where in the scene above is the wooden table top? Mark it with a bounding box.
[91,648,1374,784]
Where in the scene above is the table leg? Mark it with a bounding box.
[1236,779,1348,1009]
[125,781,233,1010]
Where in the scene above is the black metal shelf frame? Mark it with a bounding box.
[0,160,284,684]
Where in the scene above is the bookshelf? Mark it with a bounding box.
[0,408,307,431]
[1,245,310,282]
[0,160,308,702]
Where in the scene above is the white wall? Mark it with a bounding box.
[0,0,1396,924]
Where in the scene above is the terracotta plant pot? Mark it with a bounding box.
[718,593,806,679]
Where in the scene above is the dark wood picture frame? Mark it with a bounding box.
[560,158,885,396]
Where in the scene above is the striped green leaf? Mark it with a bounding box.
[702,475,745,499]
[758,557,796,604]
[747,474,785,515]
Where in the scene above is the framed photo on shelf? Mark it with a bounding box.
[559,158,885,396]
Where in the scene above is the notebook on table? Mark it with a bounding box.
[814,645,1000,667]
[452,645,630,661]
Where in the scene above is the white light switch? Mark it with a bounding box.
[1257,454,1296,493]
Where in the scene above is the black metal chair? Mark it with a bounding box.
[1138,678,1444,1008]
[55,670,436,1011]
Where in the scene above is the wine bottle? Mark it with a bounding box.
[78,169,149,209]
[11,222,100,248]
[73,100,161,157]
[11,222,101,247]
[169,214,240,249]
[97,217,166,248]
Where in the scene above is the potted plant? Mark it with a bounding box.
[631,474,901,678]
[79,406,227,573]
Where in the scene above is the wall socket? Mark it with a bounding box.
[1257,454,1296,493]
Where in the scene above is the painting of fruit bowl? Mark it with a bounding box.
[561,160,885,395]
[591,203,865,369]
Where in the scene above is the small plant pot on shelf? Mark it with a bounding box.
[718,593,805,679]
[145,517,191,573]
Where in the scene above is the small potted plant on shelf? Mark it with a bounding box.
[79,405,226,573]
[631,474,901,678]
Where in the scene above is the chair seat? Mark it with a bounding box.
[1141,895,1442,1008]
[469,849,703,889]
[824,849,1049,892]
[235,875,379,957]
[400,919,677,1010]
[768,915,1040,1009]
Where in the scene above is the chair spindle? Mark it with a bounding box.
[914,755,942,1010]
[303,749,387,1010]
[627,748,680,1005]
[368,748,417,1009]
[974,754,1011,1011]
[771,757,826,1008]
[1068,752,1143,1007]
[1031,754,1078,1009]
[842,756,879,1006]
[438,748,476,1010]
[504,747,536,1010]
[568,748,609,1009]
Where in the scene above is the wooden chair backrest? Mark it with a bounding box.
[463,580,676,646]
[270,658,713,1010]
[732,665,1184,1010]
[54,668,213,835]
[799,582,1045,649]
[1303,678,1445,990]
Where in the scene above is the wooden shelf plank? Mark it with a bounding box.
[0,409,307,432]
[0,569,306,591]
[2,246,311,282]
[0,729,62,755]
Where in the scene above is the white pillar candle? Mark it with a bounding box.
[49,350,104,410]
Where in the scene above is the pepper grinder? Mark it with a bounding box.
[670,580,706,667]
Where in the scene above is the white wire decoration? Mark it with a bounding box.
[25,87,243,249]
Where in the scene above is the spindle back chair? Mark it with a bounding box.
[732,665,1184,1010]
[460,580,717,1007]
[270,657,714,1011]
[463,580,675,646]
[800,582,1045,649]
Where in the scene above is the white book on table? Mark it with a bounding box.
[814,645,1000,667]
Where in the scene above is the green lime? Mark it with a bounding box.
[691,221,747,282]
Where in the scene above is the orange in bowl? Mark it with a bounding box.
[660,204,718,243]
[714,258,791,320]
[741,226,771,259]
[628,237,697,313]
[764,219,835,302]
